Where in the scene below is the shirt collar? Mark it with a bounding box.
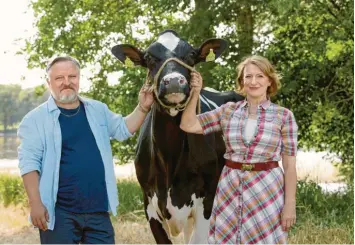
[47,94,89,112]
[240,98,271,110]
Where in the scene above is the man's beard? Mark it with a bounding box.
[53,89,78,103]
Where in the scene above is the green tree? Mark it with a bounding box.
[0,85,48,132]
[266,0,354,181]
[0,85,22,132]
[23,0,353,182]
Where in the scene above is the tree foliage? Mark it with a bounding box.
[266,0,354,181]
[0,85,48,132]
[23,0,353,180]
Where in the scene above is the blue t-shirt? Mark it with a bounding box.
[57,102,108,213]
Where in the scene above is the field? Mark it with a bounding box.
[0,151,353,244]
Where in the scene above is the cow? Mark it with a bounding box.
[111,30,244,244]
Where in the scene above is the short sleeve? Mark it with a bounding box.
[197,102,230,135]
[281,110,298,156]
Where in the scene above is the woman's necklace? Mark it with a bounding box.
[60,105,81,117]
[248,107,257,116]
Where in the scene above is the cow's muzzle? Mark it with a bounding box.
[161,72,188,104]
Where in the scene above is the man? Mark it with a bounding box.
[17,56,153,244]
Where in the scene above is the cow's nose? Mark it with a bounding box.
[163,77,187,86]
[161,73,188,89]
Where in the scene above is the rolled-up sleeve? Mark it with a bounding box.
[281,110,298,156]
[17,116,43,176]
[104,104,133,141]
[197,103,229,135]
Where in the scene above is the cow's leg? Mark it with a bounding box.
[183,216,194,244]
[144,193,172,244]
[189,196,209,244]
[149,219,173,244]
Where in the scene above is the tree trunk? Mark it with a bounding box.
[236,3,254,60]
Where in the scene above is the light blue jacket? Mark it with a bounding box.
[17,95,132,230]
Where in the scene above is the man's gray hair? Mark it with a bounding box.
[45,56,81,73]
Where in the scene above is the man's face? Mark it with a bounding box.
[47,61,80,104]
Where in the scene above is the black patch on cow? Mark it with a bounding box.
[111,30,243,243]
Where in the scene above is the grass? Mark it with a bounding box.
[0,174,353,244]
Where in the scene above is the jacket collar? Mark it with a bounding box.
[47,94,89,112]
[240,98,271,110]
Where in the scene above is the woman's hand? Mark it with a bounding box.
[281,201,296,232]
[190,71,203,95]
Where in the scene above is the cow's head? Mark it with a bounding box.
[111,30,227,116]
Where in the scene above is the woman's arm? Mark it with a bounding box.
[281,154,297,232]
[180,72,203,134]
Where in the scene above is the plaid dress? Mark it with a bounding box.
[197,99,298,244]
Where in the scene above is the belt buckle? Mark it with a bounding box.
[242,164,253,171]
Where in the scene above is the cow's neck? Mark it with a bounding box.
[151,105,185,156]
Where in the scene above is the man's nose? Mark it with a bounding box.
[63,77,70,85]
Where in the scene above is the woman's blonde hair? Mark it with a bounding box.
[235,55,281,97]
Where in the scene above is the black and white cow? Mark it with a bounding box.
[112,30,243,244]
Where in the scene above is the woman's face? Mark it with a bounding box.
[242,63,271,100]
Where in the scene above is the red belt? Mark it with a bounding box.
[225,159,279,171]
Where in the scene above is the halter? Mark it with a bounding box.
[145,57,200,113]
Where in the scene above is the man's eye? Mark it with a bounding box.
[55,77,64,80]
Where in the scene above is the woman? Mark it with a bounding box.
[180,55,297,244]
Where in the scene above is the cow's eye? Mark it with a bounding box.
[145,54,158,68]
[185,51,197,66]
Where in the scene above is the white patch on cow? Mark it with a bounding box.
[199,94,211,110]
[162,72,187,82]
[166,189,193,237]
[188,194,210,244]
[147,190,210,243]
[204,87,220,93]
[200,94,218,109]
[147,193,163,222]
[169,108,179,117]
[157,32,180,51]
[184,216,194,244]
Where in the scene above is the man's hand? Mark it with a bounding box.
[138,84,154,112]
[30,201,49,231]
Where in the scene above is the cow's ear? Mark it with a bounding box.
[197,39,228,63]
[111,44,147,67]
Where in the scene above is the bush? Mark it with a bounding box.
[0,174,353,230]
[296,180,354,226]
[116,179,144,218]
[0,174,27,207]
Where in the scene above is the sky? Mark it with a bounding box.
[0,0,43,89]
[0,0,92,91]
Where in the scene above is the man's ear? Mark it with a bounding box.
[197,39,228,63]
[111,44,147,67]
